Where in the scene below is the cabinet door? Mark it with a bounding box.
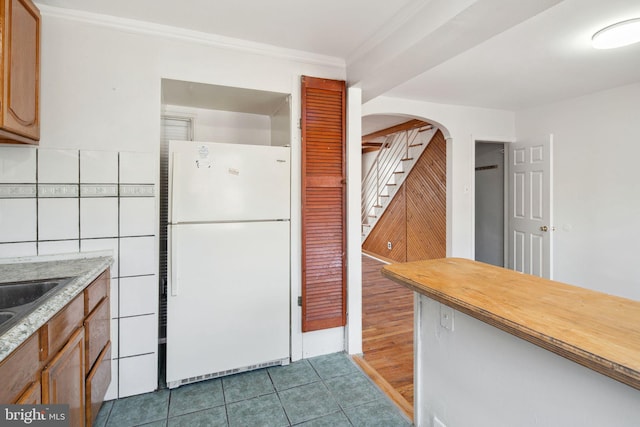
[85,342,111,427]
[0,0,40,142]
[42,327,85,427]
[84,296,109,370]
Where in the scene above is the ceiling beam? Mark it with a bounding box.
[347,0,565,102]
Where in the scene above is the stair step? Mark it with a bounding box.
[386,183,396,186]
[379,195,390,197]
[393,171,404,174]
[367,215,377,218]
[401,157,414,161]
[409,143,423,147]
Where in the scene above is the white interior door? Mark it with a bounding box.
[508,135,553,278]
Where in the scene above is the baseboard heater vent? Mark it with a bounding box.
[167,357,290,389]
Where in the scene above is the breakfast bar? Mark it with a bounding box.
[382,258,640,427]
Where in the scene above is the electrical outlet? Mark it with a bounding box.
[387,241,392,250]
[434,415,447,427]
[440,305,454,331]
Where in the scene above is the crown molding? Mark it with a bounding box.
[37,4,346,69]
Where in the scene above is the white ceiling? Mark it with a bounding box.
[386,0,640,110]
[36,0,640,119]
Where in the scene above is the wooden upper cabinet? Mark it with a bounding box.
[0,0,41,144]
[301,76,347,332]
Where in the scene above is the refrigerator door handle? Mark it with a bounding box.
[169,151,178,222]
[170,227,179,296]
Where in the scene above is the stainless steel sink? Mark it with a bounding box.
[0,312,14,324]
[0,277,74,334]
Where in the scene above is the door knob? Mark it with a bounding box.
[540,225,548,232]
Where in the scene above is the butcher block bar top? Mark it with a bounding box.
[382,257,640,391]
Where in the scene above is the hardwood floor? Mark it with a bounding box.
[360,254,414,417]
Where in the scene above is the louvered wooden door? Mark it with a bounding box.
[301,76,346,332]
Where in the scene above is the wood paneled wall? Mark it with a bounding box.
[362,130,446,262]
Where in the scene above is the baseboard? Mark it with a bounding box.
[351,355,414,422]
[362,250,396,265]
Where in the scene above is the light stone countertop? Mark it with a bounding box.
[0,252,113,363]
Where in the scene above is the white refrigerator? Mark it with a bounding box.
[166,141,291,389]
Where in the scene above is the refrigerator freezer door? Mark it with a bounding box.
[169,141,290,223]
[166,221,290,386]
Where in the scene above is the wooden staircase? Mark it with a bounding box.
[361,120,435,241]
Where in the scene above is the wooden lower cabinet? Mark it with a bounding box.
[0,268,111,427]
[83,271,111,427]
[42,327,86,427]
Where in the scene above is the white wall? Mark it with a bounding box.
[270,97,291,147]
[32,6,347,396]
[415,296,640,427]
[362,97,516,258]
[515,83,640,301]
[163,105,272,145]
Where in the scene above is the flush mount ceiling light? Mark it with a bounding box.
[592,18,640,49]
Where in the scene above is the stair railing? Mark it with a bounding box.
[361,125,434,237]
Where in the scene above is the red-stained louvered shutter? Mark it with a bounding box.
[301,76,346,332]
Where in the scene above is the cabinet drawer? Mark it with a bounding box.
[86,342,111,427]
[41,294,84,362]
[0,332,40,403]
[85,270,109,316]
[84,296,110,370]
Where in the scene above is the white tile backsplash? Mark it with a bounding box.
[110,278,119,318]
[119,152,156,184]
[119,314,157,357]
[37,149,79,184]
[81,238,119,277]
[0,147,159,401]
[119,236,155,277]
[110,319,119,358]
[80,198,118,238]
[119,353,157,398]
[38,240,79,255]
[119,276,157,317]
[0,146,36,183]
[80,150,118,184]
[119,198,156,237]
[0,199,37,243]
[38,198,79,240]
[0,242,37,257]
